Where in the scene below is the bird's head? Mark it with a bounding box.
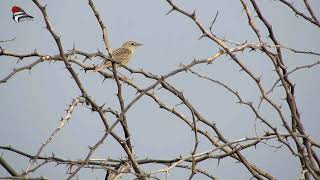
[122,41,143,51]
[12,6,22,13]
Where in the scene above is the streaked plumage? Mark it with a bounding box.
[94,41,142,71]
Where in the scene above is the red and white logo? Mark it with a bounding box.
[12,6,34,23]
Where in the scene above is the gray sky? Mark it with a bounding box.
[1,0,320,179]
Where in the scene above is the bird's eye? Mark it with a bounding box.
[131,42,134,45]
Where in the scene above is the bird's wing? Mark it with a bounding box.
[13,11,34,23]
[94,48,132,72]
[112,48,132,63]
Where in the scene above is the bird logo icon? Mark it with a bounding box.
[11,6,34,23]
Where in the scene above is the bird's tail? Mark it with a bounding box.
[93,62,112,72]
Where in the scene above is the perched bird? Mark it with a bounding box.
[94,41,142,71]
[11,6,34,23]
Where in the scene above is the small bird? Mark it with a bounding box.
[94,41,142,71]
[11,6,34,23]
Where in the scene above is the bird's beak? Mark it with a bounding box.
[135,42,143,46]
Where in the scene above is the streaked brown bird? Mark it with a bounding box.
[94,41,142,71]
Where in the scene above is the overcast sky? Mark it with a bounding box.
[1,0,319,179]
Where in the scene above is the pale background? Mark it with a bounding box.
[0,0,319,179]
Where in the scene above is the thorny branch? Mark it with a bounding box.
[0,0,319,179]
